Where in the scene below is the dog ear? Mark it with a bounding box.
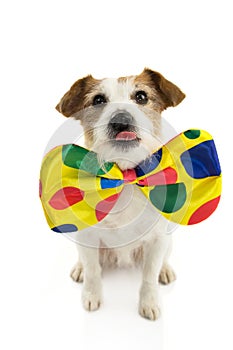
[142,68,185,109]
[56,75,97,117]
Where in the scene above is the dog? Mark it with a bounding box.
[55,68,185,320]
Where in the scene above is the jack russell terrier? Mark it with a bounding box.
[55,68,185,320]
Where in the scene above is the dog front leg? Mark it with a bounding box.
[78,246,102,311]
[139,235,170,320]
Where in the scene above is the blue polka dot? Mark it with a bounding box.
[180,140,221,179]
[52,224,78,233]
[100,178,124,189]
[135,148,162,177]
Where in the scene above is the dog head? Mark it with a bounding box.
[56,68,185,170]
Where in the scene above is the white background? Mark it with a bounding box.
[0,1,232,349]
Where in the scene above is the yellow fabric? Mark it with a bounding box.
[39,129,222,233]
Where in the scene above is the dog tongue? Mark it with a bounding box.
[116,131,137,141]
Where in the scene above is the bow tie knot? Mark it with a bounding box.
[122,169,138,184]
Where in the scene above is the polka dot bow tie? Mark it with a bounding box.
[39,129,222,234]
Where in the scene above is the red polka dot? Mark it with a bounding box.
[138,167,177,186]
[95,193,120,221]
[49,187,84,210]
[188,196,221,225]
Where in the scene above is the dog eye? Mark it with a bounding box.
[135,91,148,105]
[93,94,107,106]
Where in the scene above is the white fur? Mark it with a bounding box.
[91,78,162,170]
[92,102,158,170]
[100,77,135,102]
[72,77,176,320]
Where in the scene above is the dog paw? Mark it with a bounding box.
[139,301,160,321]
[159,264,176,285]
[70,262,84,283]
[139,283,160,321]
[82,290,102,311]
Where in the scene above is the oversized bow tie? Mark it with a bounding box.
[39,129,222,233]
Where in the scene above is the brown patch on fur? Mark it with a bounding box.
[135,68,185,111]
[56,75,100,117]
[77,106,104,149]
[132,245,144,266]
[98,245,144,269]
[99,248,118,268]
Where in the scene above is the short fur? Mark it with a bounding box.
[56,68,185,320]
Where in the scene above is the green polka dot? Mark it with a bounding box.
[184,130,201,139]
[149,183,187,213]
[62,144,114,175]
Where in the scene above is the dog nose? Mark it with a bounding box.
[109,112,133,132]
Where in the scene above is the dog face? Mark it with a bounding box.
[56,68,185,170]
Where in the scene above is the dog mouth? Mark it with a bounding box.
[115,131,138,141]
[107,111,141,148]
[112,130,141,149]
